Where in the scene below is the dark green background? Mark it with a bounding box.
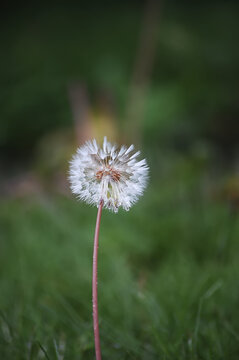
[0,1,239,359]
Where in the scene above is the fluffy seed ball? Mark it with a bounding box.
[69,137,149,212]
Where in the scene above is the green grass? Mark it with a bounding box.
[0,167,239,359]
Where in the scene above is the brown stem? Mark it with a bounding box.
[92,200,103,360]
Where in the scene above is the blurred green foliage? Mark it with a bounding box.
[1,1,239,359]
[0,1,238,155]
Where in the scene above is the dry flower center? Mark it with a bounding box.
[96,167,121,182]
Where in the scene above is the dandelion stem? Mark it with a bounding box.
[92,199,103,360]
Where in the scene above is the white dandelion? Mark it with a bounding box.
[69,137,149,212]
[69,137,149,360]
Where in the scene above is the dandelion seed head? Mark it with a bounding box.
[69,137,149,212]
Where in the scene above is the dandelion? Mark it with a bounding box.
[69,137,149,359]
[69,137,148,212]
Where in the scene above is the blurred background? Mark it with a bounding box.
[0,0,239,359]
